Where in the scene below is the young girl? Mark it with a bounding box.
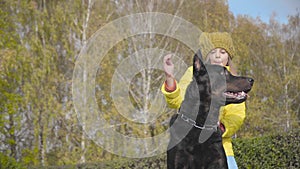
[162,32,245,169]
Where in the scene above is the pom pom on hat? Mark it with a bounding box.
[199,32,235,59]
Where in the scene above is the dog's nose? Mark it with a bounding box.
[248,78,254,86]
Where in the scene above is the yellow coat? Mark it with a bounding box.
[161,66,246,156]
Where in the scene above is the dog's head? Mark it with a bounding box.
[193,51,254,105]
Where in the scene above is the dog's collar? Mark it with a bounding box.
[178,113,218,131]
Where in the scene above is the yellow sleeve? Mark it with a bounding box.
[219,102,246,138]
[161,66,193,109]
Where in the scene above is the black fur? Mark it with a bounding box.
[167,51,254,169]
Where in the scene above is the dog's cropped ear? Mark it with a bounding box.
[193,50,204,72]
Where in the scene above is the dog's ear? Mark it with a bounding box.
[193,50,204,72]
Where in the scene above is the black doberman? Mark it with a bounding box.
[167,51,254,169]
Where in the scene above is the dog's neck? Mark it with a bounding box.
[197,101,222,127]
[180,79,222,127]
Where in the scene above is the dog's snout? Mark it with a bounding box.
[248,78,254,86]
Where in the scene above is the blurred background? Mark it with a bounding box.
[0,0,299,168]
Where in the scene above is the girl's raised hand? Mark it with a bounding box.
[163,54,174,78]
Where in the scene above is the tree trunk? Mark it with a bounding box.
[38,111,45,166]
[9,114,17,160]
[283,61,290,131]
[79,0,93,163]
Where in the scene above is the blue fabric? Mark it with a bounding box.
[226,156,238,169]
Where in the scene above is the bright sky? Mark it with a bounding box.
[227,0,300,23]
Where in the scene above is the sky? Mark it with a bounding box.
[227,0,300,24]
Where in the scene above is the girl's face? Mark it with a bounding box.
[207,48,229,66]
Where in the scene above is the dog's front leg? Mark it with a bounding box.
[167,144,192,169]
[167,146,176,169]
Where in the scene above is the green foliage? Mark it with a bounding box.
[0,153,25,169]
[233,131,300,169]
[29,154,166,169]
[75,155,167,169]
[21,148,39,166]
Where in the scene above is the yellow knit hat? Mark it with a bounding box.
[199,32,235,59]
